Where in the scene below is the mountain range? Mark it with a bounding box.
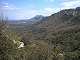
[6,7,80,40]
[0,6,79,60]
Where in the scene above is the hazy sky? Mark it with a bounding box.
[0,0,80,20]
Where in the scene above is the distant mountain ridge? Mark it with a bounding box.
[8,7,80,34]
[6,7,80,60]
[7,15,45,25]
[32,7,80,30]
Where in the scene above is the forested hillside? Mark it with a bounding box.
[0,7,80,60]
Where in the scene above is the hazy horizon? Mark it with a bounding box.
[0,0,80,20]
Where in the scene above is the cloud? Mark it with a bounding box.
[0,2,38,19]
[59,0,79,2]
[60,0,80,9]
[0,0,58,20]
[35,7,60,16]
[43,8,59,15]
[1,0,80,20]
[7,8,56,20]
[14,9,38,19]
[44,8,54,12]
[0,2,20,10]
[48,0,54,2]
[0,2,21,19]
[44,0,54,2]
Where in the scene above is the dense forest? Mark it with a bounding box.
[0,7,80,60]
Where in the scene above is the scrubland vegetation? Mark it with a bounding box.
[0,7,80,60]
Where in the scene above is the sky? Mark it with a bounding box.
[0,0,80,20]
